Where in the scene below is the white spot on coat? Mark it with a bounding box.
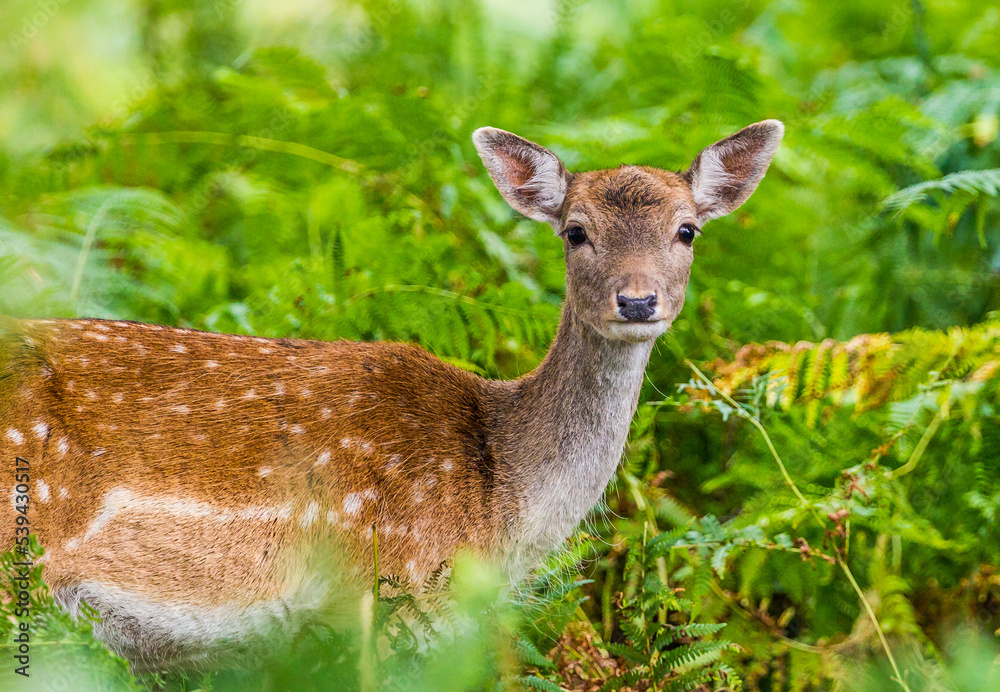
[57,438,69,456]
[170,344,187,353]
[5,429,24,445]
[236,505,287,522]
[314,450,331,467]
[204,360,220,369]
[300,501,319,528]
[36,480,50,502]
[258,466,273,478]
[32,422,48,440]
[172,404,190,414]
[339,437,374,454]
[343,493,363,516]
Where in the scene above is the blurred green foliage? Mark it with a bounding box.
[2,0,1000,689]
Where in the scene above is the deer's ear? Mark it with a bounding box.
[684,120,784,224]
[473,127,569,226]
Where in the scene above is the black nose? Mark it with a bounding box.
[616,293,657,322]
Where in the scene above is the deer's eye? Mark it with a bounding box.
[565,225,588,248]
[677,223,698,245]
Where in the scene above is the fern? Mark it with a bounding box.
[0,538,137,689]
[881,167,1000,212]
[4,0,1000,689]
[709,319,1000,414]
[516,675,565,691]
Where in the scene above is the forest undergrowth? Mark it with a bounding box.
[2,0,1000,689]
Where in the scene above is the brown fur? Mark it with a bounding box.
[1,320,507,604]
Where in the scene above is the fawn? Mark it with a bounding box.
[1,120,782,669]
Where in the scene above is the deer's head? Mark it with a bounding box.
[473,121,783,342]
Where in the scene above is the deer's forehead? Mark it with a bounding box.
[564,166,695,225]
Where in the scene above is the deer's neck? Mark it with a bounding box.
[499,303,653,577]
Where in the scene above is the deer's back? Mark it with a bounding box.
[0,318,507,666]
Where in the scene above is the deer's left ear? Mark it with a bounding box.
[473,127,569,227]
[685,120,784,224]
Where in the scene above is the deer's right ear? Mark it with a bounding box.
[473,127,568,227]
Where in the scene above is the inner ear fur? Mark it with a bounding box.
[684,119,784,223]
[472,127,569,227]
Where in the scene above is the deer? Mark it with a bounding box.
[0,120,783,670]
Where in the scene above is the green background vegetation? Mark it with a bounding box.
[2,0,1000,689]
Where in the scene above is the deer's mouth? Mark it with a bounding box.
[601,318,670,342]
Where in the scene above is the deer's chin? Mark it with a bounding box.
[600,319,670,343]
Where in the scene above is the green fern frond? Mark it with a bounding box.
[677,622,728,638]
[881,168,1000,212]
[517,675,566,691]
[513,636,555,670]
[597,667,652,692]
[605,642,651,666]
